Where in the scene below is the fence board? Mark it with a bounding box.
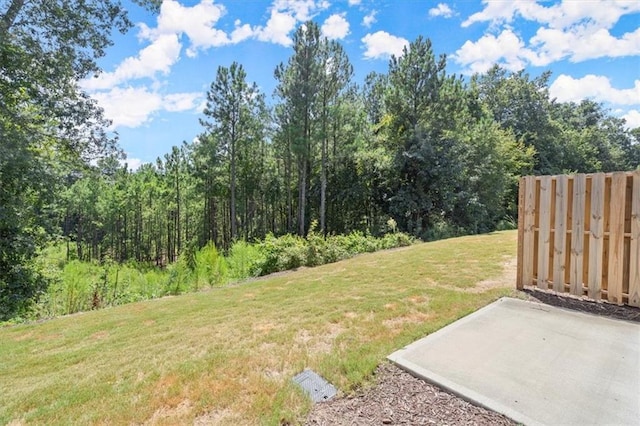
[570,174,586,296]
[517,177,525,290]
[629,171,640,307]
[588,173,605,300]
[537,176,552,289]
[607,173,626,304]
[518,171,636,306]
[522,176,536,288]
[553,175,568,292]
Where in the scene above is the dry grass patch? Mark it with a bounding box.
[0,231,517,425]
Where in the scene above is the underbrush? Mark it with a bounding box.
[24,229,414,320]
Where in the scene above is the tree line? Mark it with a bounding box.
[2,9,639,319]
[64,23,639,264]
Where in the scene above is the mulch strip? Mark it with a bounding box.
[305,362,514,426]
[306,291,640,425]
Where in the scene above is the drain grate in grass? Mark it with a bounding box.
[292,369,337,403]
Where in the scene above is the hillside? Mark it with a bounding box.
[0,231,517,425]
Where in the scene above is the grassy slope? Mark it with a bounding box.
[0,231,517,425]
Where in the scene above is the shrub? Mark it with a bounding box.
[226,240,262,281]
[194,242,228,288]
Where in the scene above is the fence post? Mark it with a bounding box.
[517,177,525,290]
[629,170,640,307]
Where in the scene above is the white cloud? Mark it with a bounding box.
[529,26,640,65]
[272,0,328,21]
[455,2,640,73]
[164,92,202,112]
[256,9,297,46]
[321,13,350,40]
[348,0,361,5]
[622,110,640,129]
[93,87,163,128]
[120,157,146,172]
[453,29,534,73]
[231,21,255,43]
[463,0,640,29]
[140,0,229,56]
[253,0,332,46]
[456,0,640,72]
[92,87,202,128]
[362,10,377,28]
[361,31,409,59]
[429,3,454,18]
[81,34,182,90]
[549,75,640,106]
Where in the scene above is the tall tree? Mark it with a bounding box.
[385,36,455,237]
[274,22,323,236]
[201,62,265,244]
[318,39,352,235]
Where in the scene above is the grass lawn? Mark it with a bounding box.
[0,231,517,425]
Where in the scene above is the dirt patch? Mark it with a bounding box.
[382,312,431,330]
[472,256,517,292]
[12,331,34,342]
[405,295,429,304]
[435,256,516,294]
[306,362,514,425]
[194,408,240,425]
[295,324,345,354]
[145,399,192,425]
[90,331,109,340]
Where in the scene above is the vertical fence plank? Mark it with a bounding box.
[553,175,568,292]
[588,174,605,300]
[522,176,536,287]
[607,172,626,305]
[570,174,586,296]
[537,176,552,289]
[517,177,525,290]
[628,171,640,307]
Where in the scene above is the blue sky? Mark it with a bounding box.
[79,0,640,170]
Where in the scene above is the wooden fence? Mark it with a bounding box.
[516,171,640,307]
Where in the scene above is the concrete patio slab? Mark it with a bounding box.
[388,297,640,426]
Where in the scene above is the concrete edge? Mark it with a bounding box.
[386,355,539,426]
[386,298,533,425]
[387,296,640,426]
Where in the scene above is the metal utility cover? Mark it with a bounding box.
[292,369,337,403]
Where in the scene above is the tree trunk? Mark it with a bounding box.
[230,125,237,241]
[298,156,306,236]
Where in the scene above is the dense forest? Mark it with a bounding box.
[1,2,639,320]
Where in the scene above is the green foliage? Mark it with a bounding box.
[226,241,262,280]
[0,0,158,320]
[253,229,415,276]
[194,242,228,288]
